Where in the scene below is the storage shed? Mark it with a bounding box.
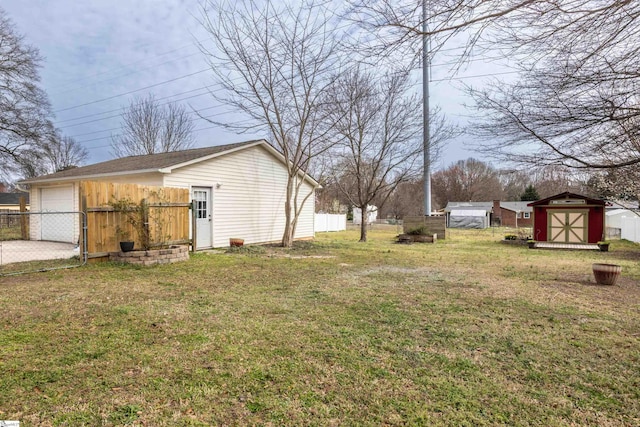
[527,192,606,244]
[444,202,492,229]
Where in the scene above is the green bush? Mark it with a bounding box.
[406,226,429,236]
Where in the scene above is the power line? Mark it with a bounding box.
[85,122,240,151]
[50,51,203,97]
[55,86,216,127]
[49,39,208,91]
[53,68,211,113]
[68,104,223,139]
[74,107,228,146]
[431,70,519,82]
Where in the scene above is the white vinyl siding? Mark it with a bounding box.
[163,145,316,247]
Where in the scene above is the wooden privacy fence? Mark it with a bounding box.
[80,181,191,257]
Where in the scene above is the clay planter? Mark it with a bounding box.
[592,263,622,285]
[229,238,244,247]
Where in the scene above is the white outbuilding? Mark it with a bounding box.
[20,140,320,249]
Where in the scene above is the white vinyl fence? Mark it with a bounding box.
[621,216,640,243]
[315,213,347,232]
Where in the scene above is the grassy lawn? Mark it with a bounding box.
[1,227,639,426]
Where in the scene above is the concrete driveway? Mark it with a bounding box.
[0,240,79,265]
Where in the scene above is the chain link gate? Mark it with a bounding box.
[0,210,88,276]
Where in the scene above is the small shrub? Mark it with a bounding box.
[226,245,266,256]
[504,234,517,240]
[406,226,429,236]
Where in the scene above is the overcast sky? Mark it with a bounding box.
[2,1,508,168]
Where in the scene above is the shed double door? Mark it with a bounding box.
[548,210,588,243]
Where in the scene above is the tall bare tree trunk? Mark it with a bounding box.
[360,206,368,242]
[282,177,295,247]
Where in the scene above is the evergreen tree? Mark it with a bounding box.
[520,184,540,201]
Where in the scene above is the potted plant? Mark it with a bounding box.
[116,226,134,252]
[527,240,536,249]
[597,241,610,252]
[109,197,152,251]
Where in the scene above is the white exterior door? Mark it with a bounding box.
[40,186,75,243]
[193,187,212,249]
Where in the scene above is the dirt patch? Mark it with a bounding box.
[540,274,640,308]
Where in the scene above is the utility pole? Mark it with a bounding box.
[422,0,431,216]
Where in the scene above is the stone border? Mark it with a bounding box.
[109,245,189,266]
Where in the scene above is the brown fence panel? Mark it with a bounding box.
[403,216,447,239]
[80,181,190,256]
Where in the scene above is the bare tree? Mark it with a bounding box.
[42,134,88,172]
[431,158,504,208]
[347,0,534,65]
[0,7,54,181]
[461,2,640,171]
[384,178,424,218]
[323,67,457,241]
[497,169,530,201]
[198,0,343,247]
[351,1,640,173]
[111,95,194,158]
[16,132,88,179]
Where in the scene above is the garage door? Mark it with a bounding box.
[40,186,75,243]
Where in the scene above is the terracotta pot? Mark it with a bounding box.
[592,263,622,285]
[229,238,244,247]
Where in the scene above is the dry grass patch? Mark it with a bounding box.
[0,228,638,426]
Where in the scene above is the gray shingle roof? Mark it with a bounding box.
[500,201,532,213]
[0,192,29,205]
[21,140,263,184]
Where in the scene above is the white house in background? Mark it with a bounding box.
[20,140,320,249]
[352,205,378,225]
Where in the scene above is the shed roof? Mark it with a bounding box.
[444,201,492,213]
[527,192,605,207]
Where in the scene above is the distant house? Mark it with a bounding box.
[0,193,29,211]
[19,140,320,249]
[352,205,378,225]
[528,192,605,244]
[492,200,533,227]
[444,202,493,229]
